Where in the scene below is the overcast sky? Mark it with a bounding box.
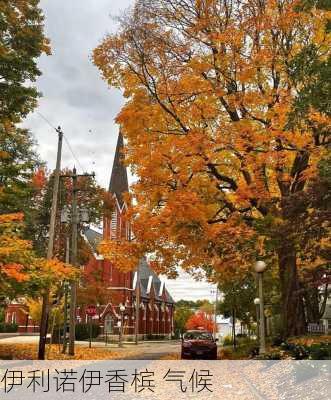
[23,0,216,302]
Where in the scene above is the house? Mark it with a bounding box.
[320,296,331,334]
[215,315,242,341]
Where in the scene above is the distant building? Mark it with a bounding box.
[4,301,39,333]
[215,315,242,340]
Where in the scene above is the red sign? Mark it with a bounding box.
[86,305,97,316]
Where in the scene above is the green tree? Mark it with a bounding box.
[217,276,257,328]
[30,169,105,258]
[0,126,43,217]
[0,0,50,123]
[176,299,211,310]
[174,306,194,337]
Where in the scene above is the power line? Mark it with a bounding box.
[63,135,86,173]
[37,111,86,173]
[37,111,58,132]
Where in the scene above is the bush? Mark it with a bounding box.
[223,335,233,346]
[257,351,282,360]
[270,340,330,360]
[146,334,166,340]
[0,323,18,333]
[272,335,285,347]
[309,343,331,360]
[75,323,100,341]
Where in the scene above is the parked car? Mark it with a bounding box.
[181,330,218,360]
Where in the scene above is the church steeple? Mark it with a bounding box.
[109,131,128,207]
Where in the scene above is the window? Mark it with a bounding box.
[111,210,117,238]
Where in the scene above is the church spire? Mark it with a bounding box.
[109,131,128,206]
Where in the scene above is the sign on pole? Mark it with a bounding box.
[86,305,97,316]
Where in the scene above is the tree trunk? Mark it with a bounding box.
[278,244,306,337]
[304,287,321,324]
[232,308,236,349]
[303,270,329,324]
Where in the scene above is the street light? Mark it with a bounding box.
[254,260,266,354]
[118,303,125,348]
[253,297,260,341]
[211,287,218,339]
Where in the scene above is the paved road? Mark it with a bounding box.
[119,340,181,359]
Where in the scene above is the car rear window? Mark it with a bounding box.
[183,332,213,340]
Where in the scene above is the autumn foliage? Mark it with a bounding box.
[94,0,330,336]
[0,213,77,299]
[186,311,215,333]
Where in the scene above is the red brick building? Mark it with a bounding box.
[5,132,175,338]
[79,132,175,339]
[4,302,39,333]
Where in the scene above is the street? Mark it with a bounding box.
[0,335,182,360]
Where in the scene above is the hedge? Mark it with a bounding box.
[0,323,18,333]
[75,323,101,341]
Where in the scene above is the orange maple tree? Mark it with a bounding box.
[186,311,215,333]
[0,213,77,300]
[94,0,330,336]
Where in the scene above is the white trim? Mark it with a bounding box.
[101,303,119,319]
[147,275,153,294]
[132,271,137,290]
[112,193,122,212]
[110,209,117,239]
[121,201,128,212]
[159,281,165,297]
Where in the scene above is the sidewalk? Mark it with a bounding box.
[0,334,180,347]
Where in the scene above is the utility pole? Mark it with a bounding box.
[258,273,266,354]
[62,237,70,354]
[64,168,94,356]
[254,261,267,355]
[214,286,218,339]
[135,266,140,345]
[38,127,63,360]
[68,167,78,356]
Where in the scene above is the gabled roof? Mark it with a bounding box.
[137,258,175,304]
[109,131,128,207]
[84,227,102,252]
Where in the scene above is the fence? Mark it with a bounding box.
[307,323,326,335]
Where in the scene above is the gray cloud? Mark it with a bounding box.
[22,0,215,301]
